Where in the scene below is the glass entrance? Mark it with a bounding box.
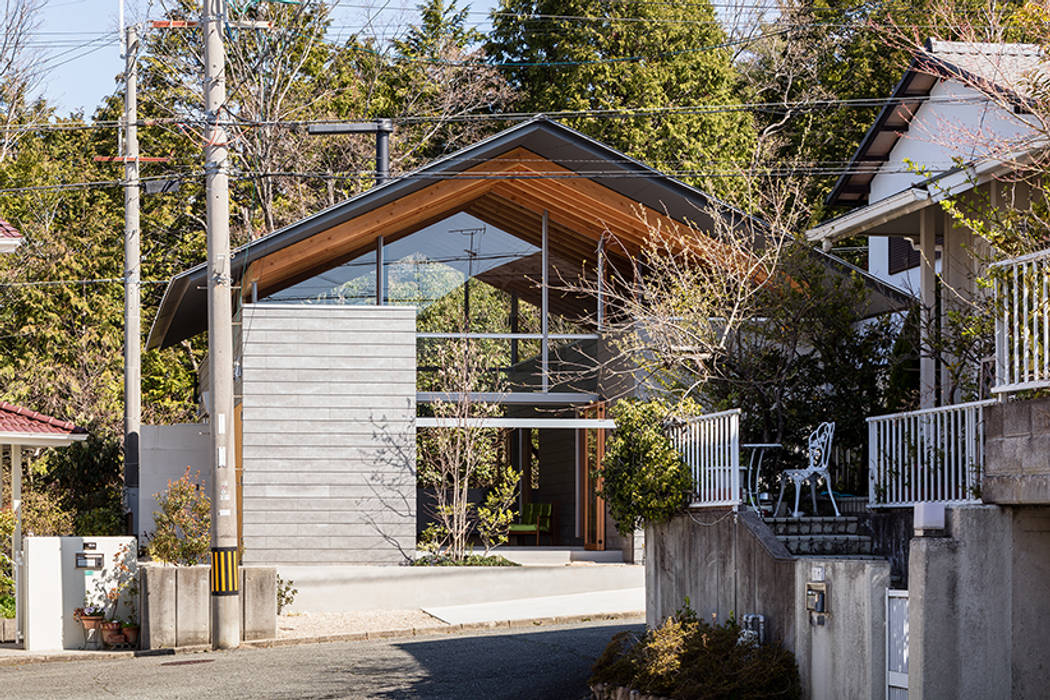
[577,403,606,551]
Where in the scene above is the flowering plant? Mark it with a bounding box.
[73,603,106,620]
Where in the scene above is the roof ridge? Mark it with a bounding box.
[0,400,84,433]
[925,38,1043,56]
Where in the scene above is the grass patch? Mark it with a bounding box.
[411,554,520,567]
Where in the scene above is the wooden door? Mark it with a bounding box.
[577,403,606,551]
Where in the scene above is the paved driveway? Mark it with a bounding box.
[0,619,644,699]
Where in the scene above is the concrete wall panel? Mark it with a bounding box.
[240,304,417,566]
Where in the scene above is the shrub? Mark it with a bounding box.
[0,594,14,619]
[147,467,211,565]
[591,603,802,699]
[276,575,297,615]
[600,399,699,535]
[410,553,519,567]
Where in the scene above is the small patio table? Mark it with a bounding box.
[740,443,781,511]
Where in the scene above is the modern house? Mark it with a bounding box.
[646,40,1050,699]
[142,118,902,570]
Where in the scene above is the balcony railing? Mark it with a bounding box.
[667,409,741,507]
[867,399,994,507]
[993,248,1050,394]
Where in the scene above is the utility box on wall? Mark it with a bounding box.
[23,536,137,651]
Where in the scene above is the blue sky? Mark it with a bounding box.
[36,0,499,116]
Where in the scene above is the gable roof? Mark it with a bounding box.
[0,217,21,253]
[0,401,87,445]
[826,40,1043,208]
[147,117,748,350]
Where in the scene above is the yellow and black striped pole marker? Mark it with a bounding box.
[211,547,239,597]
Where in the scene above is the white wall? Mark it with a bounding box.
[23,536,137,651]
[138,424,211,542]
[869,79,1032,203]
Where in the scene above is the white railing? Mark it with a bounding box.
[867,399,994,507]
[667,408,741,507]
[992,248,1050,393]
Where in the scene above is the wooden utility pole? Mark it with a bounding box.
[123,22,142,539]
[203,0,241,648]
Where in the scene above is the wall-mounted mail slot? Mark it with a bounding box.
[75,553,104,569]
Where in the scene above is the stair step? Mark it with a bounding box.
[776,534,874,556]
[766,516,867,537]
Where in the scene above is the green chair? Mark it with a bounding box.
[508,503,554,545]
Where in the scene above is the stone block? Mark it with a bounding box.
[175,566,210,647]
[1028,399,1050,434]
[240,567,277,641]
[1002,400,1032,439]
[141,565,176,649]
[985,403,1004,440]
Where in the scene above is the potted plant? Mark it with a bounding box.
[100,619,125,647]
[73,603,105,650]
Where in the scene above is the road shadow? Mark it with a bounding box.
[311,621,645,700]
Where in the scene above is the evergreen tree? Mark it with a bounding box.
[487,0,755,195]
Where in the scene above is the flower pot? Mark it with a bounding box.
[77,615,104,650]
[121,624,140,647]
[100,621,126,647]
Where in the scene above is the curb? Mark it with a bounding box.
[0,611,644,666]
[241,610,645,649]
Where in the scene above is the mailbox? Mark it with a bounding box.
[75,552,104,570]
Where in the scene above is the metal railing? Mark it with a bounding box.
[993,248,1050,394]
[867,399,994,507]
[667,408,741,507]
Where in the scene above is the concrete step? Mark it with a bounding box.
[776,534,874,556]
[766,516,867,537]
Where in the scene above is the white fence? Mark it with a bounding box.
[667,409,741,507]
[867,399,994,507]
[993,248,1050,394]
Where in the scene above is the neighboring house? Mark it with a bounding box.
[646,41,1050,699]
[810,40,1043,407]
[143,118,902,568]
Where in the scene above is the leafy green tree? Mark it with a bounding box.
[147,467,211,566]
[487,0,755,195]
[600,399,697,535]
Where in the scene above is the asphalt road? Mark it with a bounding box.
[0,619,644,700]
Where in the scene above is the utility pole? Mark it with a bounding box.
[203,0,240,648]
[123,22,141,540]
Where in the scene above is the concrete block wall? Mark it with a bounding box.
[239,304,417,565]
[140,565,277,648]
[985,397,1050,504]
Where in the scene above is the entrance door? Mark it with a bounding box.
[577,403,606,551]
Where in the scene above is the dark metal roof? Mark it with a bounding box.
[826,40,1042,208]
[147,117,744,349]
[149,117,912,349]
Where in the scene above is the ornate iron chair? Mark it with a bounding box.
[775,422,840,518]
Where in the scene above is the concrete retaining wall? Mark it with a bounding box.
[646,511,889,700]
[278,563,644,613]
[909,505,1050,699]
[140,565,277,648]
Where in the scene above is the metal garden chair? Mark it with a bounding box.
[774,422,840,518]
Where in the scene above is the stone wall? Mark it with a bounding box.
[984,396,1050,504]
